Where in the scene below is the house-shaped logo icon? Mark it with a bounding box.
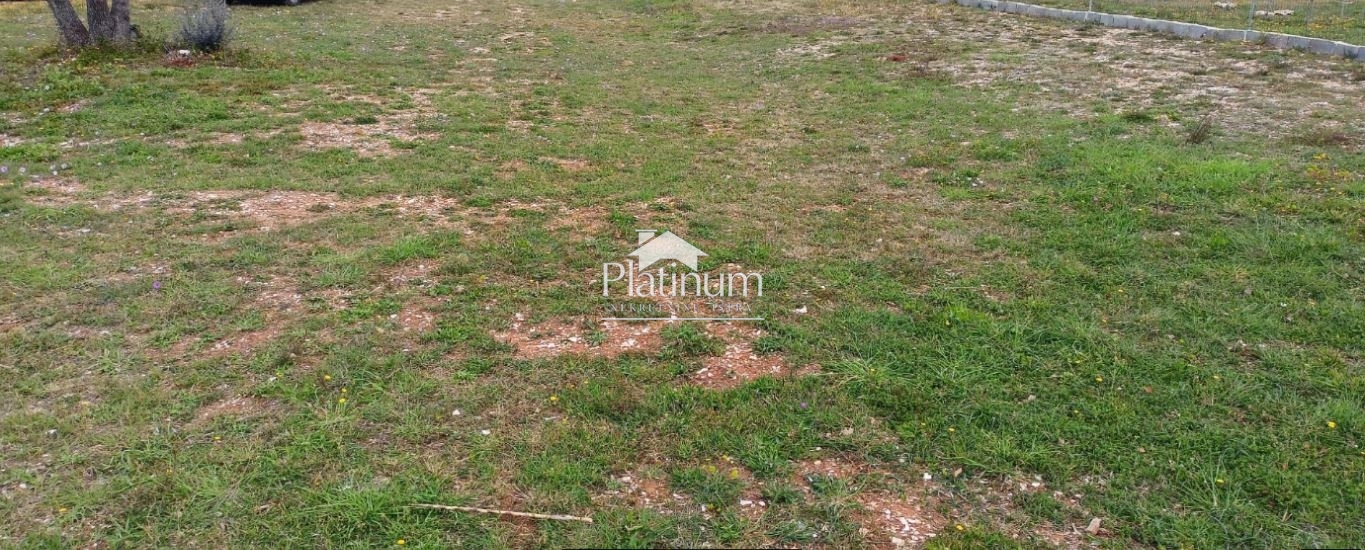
[629,229,707,271]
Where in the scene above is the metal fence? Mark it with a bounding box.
[1028,0,1365,43]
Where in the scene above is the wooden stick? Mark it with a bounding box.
[411,503,594,523]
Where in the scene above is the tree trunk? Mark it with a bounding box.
[87,0,116,42]
[45,0,136,48]
[44,0,90,47]
[110,0,134,42]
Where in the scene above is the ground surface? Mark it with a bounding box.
[1,0,1363,548]
[1030,0,1365,44]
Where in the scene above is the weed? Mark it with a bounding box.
[660,323,723,358]
[1184,112,1217,144]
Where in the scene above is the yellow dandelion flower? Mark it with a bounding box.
[58,507,68,514]
[324,374,332,381]
[1328,421,1337,429]
[1216,478,1225,485]
[1095,376,1104,383]
[955,524,965,531]
[338,397,348,404]
[948,427,956,433]
[341,388,348,393]
[729,468,740,479]
[396,539,406,546]
[549,395,558,402]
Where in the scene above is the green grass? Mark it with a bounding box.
[1,0,1363,548]
[1033,0,1365,44]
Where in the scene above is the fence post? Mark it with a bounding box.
[1246,0,1257,40]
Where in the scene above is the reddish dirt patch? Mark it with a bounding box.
[689,322,817,390]
[383,261,438,288]
[595,471,691,512]
[794,457,871,481]
[251,275,307,313]
[493,315,662,359]
[794,458,945,548]
[391,305,437,333]
[860,492,944,548]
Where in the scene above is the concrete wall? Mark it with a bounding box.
[940,0,1363,61]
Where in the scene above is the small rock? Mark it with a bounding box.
[1086,517,1102,534]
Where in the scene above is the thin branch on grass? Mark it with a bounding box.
[410,503,594,523]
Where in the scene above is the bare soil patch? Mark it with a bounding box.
[24,176,84,195]
[690,322,816,390]
[191,396,279,427]
[494,315,662,359]
[793,458,945,548]
[595,469,693,513]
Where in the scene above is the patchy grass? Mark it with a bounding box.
[1032,0,1365,44]
[1,0,1363,548]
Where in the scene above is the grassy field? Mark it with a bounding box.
[1030,0,1365,44]
[1,0,1364,548]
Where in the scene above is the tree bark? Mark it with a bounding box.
[44,0,90,47]
[45,0,136,47]
[111,0,134,42]
[86,0,116,43]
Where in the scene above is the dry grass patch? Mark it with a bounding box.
[190,396,280,428]
[297,120,429,158]
[19,176,85,195]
